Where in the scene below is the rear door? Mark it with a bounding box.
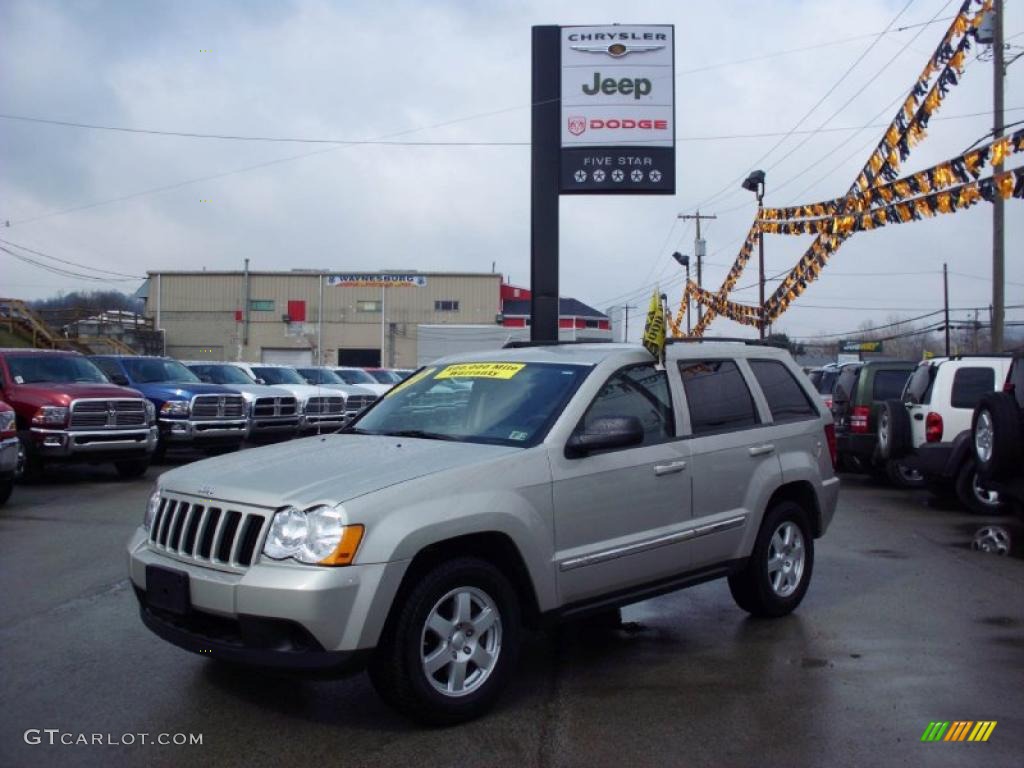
[679,358,781,570]
[904,362,937,448]
[869,366,913,432]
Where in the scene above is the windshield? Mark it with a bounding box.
[298,368,345,385]
[349,361,590,446]
[816,369,839,394]
[252,366,307,385]
[368,370,399,384]
[122,358,200,384]
[7,355,108,384]
[336,368,377,385]
[190,365,255,385]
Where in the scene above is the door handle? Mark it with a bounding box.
[748,444,775,457]
[653,460,687,476]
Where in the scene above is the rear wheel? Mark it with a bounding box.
[972,393,1021,480]
[955,461,1008,516]
[369,557,520,725]
[884,459,925,489]
[114,458,149,479]
[729,501,814,618]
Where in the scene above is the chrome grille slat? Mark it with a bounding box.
[208,508,230,563]
[191,394,246,420]
[228,514,249,565]
[175,504,197,554]
[148,494,267,572]
[69,398,147,428]
[157,500,176,547]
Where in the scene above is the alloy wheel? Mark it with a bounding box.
[767,522,806,598]
[420,586,502,698]
[974,410,994,464]
[971,472,1000,507]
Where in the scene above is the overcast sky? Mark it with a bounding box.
[1,0,1021,341]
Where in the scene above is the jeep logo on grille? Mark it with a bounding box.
[197,485,215,496]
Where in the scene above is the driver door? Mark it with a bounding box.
[549,363,692,605]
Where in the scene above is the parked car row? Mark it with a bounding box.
[0,347,409,503]
[809,353,1023,516]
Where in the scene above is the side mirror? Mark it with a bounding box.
[566,416,644,458]
[256,378,266,385]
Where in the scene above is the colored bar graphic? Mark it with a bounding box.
[922,721,996,742]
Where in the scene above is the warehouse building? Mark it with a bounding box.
[140,269,608,367]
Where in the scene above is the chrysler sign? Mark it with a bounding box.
[560,24,675,194]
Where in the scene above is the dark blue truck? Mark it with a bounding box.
[90,356,248,459]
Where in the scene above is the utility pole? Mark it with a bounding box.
[943,262,951,356]
[677,211,717,326]
[992,0,1005,352]
[622,304,637,342]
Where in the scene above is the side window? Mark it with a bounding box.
[872,369,910,402]
[93,358,121,382]
[578,364,674,447]
[749,360,818,423]
[679,359,759,435]
[950,367,994,409]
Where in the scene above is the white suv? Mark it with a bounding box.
[878,356,1014,514]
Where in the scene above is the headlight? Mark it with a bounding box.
[143,401,156,424]
[32,406,68,426]
[144,489,161,531]
[262,505,363,566]
[160,400,190,417]
[0,409,15,436]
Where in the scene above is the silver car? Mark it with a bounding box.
[129,341,839,724]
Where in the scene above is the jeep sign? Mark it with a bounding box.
[560,24,675,194]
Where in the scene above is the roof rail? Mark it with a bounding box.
[666,336,788,349]
[502,339,613,349]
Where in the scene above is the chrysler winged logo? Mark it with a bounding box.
[570,42,665,58]
[568,116,586,136]
[197,485,215,496]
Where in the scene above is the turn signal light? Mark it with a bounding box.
[849,406,870,434]
[319,525,364,566]
[824,423,838,471]
[926,412,944,443]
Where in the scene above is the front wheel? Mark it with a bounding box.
[369,557,520,725]
[14,439,43,482]
[729,501,815,618]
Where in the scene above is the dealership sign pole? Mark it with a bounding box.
[530,24,675,341]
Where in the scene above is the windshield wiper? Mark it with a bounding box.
[380,429,462,441]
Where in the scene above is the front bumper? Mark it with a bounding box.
[0,436,18,475]
[26,426,157,459]
[159,418,248,444]
[248,416,301,436]
[127,528,408,658]
[300,414,347,431]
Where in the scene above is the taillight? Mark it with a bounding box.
[824,423,838,470]
[925,412,943,443]
[849,405,870,434]
[824,397,833,410]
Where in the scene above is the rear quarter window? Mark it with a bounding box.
[749,360,818,423]
[679,359,759,435]
[871,369,911,402]
[904,364,935,404]
[950,367,995,409]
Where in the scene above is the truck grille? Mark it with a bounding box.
[305,396,345,416]
[345,394,376,412]
[149,496,268,569]
[191,395,246,420]
[70,399,147,429]
[252,397,298,417]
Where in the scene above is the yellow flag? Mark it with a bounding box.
[642,291,665,364]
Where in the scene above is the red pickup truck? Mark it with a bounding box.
[0,349,158,480]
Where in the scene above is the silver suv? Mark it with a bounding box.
[129,341,839,724]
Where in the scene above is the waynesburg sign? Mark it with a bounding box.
[559,25,675,194]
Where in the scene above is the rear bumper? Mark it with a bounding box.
[904,442,956,481]
[0,436,18,474]
[25,427,157,459]
[836,431,877,463]
[159,419,248,444]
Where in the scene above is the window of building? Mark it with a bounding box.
[577,364,675,449]
[951,367,995,409]
[679,359,759,435]
[434,300,460,312]
[357,300,382,312]
[585,319,599,328]
[749,360,818,423]
[249,299,274,311]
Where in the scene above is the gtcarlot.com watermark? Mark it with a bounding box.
[25,729,202,746]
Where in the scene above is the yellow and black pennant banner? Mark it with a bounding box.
[642,291,666,364]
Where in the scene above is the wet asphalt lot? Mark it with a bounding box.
[1,456,1022,768]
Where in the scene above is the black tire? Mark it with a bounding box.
[151,442,167,464]
[14,439,43,482]
[0,476,12,506]
[114,458,149,479]
[877,400,911,460]
[955,460,1009,516]
[884,459,926,489]
[729,501,815,618]
[204,443,241,456]
[369,557,521,725]
[972,392,1022,481]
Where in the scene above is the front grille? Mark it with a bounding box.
[149,496,267,569]
[191,395,246,420]
[70,399,147,429]
[305,396,345,416]
[253,397,298,417]
[345,394,376,411]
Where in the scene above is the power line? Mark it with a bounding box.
[0,245,140,282]
[0,237,143,279]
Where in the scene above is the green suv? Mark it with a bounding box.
[831,360,922,487]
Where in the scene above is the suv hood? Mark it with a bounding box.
[209,383,295,401]
[9,382,144,404]
[158,434,519,508]
[133,382,240,400]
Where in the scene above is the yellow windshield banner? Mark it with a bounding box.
[436,363,526,380]
[642,290,665,364]
[385,367,435,396]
